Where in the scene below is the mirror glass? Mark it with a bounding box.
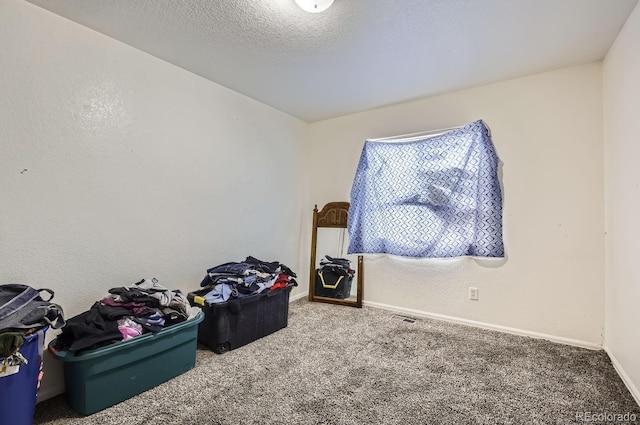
[314,228,359,302]
[309,202,363,307]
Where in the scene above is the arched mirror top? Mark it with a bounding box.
[315,202,349,228]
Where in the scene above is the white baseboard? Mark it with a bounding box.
[604,346,640,407]
[363,300,602,350]
[36,350,65,403]
[289,291,308,302]
[37,381,65,403]
[39,296,618,403]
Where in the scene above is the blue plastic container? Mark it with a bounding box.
[0,327,47,425]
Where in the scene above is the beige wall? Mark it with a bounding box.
[0,0,308,399]
[307,63,605,346]
[603,1,640,404]
[4,0,635,405]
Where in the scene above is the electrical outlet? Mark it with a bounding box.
[469,287,479,301]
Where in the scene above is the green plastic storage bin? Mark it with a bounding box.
[49,312,203,415]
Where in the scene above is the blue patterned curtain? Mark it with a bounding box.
[347,120,504,258]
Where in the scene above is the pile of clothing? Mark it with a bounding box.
[1,284,65,371]
[199,256,297,304]
[314,256,355,299]
[54,278,200,353]
[319,256,353,275]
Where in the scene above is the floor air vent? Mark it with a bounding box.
[391,314,416,323]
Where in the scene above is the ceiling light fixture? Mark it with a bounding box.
[295,0,334,13]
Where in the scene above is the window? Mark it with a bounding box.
[347,120,504,258]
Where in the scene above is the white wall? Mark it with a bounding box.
[0,0,308,400]
[603,2,640,404]
[307,63,604,346]
[2,0,625,404]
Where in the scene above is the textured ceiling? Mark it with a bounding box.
[26,0,638,122]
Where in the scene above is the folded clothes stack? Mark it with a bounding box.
[318,255,354,277]
[199,256,297,304]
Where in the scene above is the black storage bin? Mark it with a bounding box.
[314,268,353,299]
[187,287,291,354]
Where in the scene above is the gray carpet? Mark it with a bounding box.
[34,299,640,425]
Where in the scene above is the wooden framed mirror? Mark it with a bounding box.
[309,202,363,308]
